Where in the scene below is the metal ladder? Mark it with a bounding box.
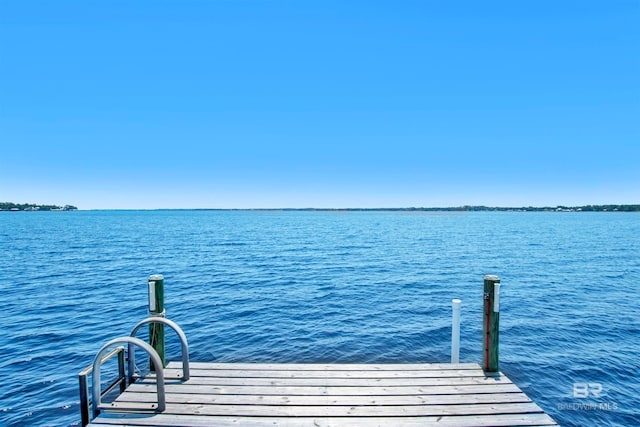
[78,317,190,426]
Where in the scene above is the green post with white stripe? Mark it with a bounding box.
[482,275,500,372]
[148,274,165,371]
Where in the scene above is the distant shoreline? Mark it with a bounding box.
[0,202,77,211]
[163,205,639,212]
[264,205,640,212]
[2,203,639,212]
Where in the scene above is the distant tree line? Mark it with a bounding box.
[469,205,640,212]
[2,203,638,212]
[450,205,640,212]
[276,205,640,212]
[574,205,640,212]
[0,202,78,211]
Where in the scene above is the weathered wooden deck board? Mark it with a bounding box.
[138,376,512,387]
[161,367,489,378]
[181,362,481,371]
[117,391,533,405]
[126,383,525,395]
[90,414,559,427]
[88,362,558,427]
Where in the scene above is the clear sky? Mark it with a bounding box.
[1,1,638,209]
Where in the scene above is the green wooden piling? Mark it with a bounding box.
[148,274,165,371]
[482,275,500,372]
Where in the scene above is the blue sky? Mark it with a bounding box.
[1,1,638,209]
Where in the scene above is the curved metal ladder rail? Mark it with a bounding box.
[128,316,190,383]
[92,337,166,418]
[78,346,126,427]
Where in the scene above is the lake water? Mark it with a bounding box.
[0,210,638,426]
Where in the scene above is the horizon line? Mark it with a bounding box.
[78,204,639,212]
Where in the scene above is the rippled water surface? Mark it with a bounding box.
[0,210,638,426]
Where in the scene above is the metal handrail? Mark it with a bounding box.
[128,316,190,382]
[78,346,126,427]
[92,337,166,418]
[78,316,187,425]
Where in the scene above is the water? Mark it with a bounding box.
[0,210,638,426]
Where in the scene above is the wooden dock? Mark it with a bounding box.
[88,361,558,427]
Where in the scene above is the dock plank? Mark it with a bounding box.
[90,413,559,427]
[162,367,490,378]
[170,361,481,371]
[89,362,558,426]
[137,374,512,387]
[105,401,545,416]
[126,382,524,396]
[115,391,533,405]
